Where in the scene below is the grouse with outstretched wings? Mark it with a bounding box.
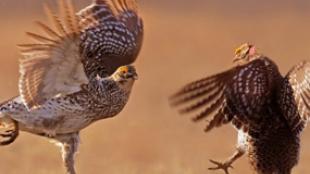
[18,0,143,109]
[0,0,143,174]
[171,49,279,132]
[171,43,310,174]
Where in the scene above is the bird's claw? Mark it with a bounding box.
[208,159,233,174]
[0,130,18,145]
[0,123,18,146]
[0,133,12,138]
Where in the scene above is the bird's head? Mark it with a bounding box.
[233,43,257,63]
[112,65,138,91]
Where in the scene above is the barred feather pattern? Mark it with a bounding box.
[278,61,310,134]
[0,1,142,173]
[0,74,133,135]
[171,57,281,131]
[78,0,144,78]
[0,0,142,139]
[18,0,85,109]
[171,54,310,173]
[246,111,300,174]
[225,57,282,125]
[16,0,143,109]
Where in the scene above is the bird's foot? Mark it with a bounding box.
[0,129,14,137]
[0,120,19,146]
[208,159,233,174]
[0,129,18,145]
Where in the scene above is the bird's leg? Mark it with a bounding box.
[54,132,80,174]
[209,147,245,174]
[209,130,247,174]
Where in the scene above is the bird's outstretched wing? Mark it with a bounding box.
[170,67,237,132]
[78,0,144,77]
[18,0,88,109]
[79,0,139,29]
[170,58,276,132]
[279,61,310,133]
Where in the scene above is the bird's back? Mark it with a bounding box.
[224,56,283,126]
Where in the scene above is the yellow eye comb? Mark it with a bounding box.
[235,43,251,55]
[118,66,129,73]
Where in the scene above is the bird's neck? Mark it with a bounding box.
[236,53,262,66]
[116,80,135,93]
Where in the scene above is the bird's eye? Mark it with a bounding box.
[235,50,241,55]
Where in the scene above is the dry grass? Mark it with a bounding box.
[0,0,310,174]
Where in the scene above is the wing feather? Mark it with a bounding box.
[79,0,138,29]
[19,0,88,109]
[170,61,272,132]
[279,61,310,132]
[204,108,225,132]
[44,4,67,36]
[179,85,224,114]
[170,70,232,99]
[192,94,225,121]
[171,81,222,106]
[35,21,62,39]
[170,67,238,132]
[25,32,58,44]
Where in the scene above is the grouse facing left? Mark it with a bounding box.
[0,0,143,174]
[171,43,310,174]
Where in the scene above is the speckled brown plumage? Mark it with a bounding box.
[171,43,310,174]
[247,114,299,174]
[0,0,143,174]
[79,0,143,78]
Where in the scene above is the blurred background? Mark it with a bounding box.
[0,0,310,173]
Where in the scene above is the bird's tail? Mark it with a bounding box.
[0,97,19,146]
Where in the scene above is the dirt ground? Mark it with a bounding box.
[1,0,310,174]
